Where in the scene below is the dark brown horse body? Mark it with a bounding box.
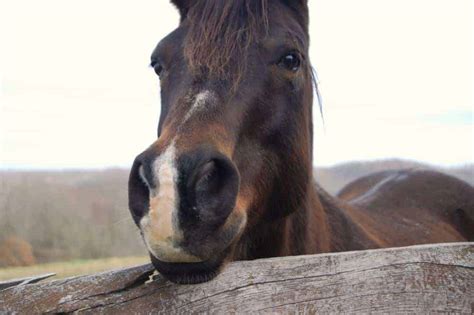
[337,170,474,246]
[243,169,474,261]
[128,0,474,284]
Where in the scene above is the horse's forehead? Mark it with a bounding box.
[154,1,307,62]
[151,27,186,62]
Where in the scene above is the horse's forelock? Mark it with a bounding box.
[183,0,269,88]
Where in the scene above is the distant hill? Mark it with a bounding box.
[315,159,473,195]
[0,159,472,265]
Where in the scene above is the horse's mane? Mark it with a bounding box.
[184,0,269,87]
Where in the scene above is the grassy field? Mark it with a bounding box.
[0,256,148,281]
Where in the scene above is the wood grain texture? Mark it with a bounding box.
[1,243,472,314]
[0,273,55,291]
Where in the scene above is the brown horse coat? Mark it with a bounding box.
[128,0,474,284]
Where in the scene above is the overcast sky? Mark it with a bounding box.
[0,0,472,169]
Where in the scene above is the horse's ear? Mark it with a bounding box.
[283,0,308,14]
[170,0,191,20]
[281,0,309,28]
[281,0,308,9]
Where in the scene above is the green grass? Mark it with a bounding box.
[0,256,149,281]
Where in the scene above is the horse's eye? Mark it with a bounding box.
[278,53,301,71]
[151,61,163,76]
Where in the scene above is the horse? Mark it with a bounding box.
[128,0,474,284]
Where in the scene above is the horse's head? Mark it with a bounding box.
[129,0,314,284]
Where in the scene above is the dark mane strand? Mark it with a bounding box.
[184,0,269,89]
[311,66,324,123]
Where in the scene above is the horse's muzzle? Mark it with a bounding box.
[128,145,244,282]
[149,246,231,284]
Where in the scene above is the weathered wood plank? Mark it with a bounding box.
[0,243,472,314]
[0,273,55,291]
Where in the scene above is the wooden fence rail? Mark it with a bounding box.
[0,243,472,314]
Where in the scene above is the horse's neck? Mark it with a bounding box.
[314,183,381,252]
[281,181,380,254]
[235,179,379,260]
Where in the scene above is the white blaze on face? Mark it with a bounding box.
[183,90,215,123]
[139,142,201,263]
[139,90,217,263]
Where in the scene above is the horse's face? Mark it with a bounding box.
[129,0,312,284]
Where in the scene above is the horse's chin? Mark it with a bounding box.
[149,248,229,284]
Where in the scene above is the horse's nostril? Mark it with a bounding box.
[128,157,151,225]
[197,160,216,181]
[195,160,219,194]
[138,164,152,190]
[183,154,240,228]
